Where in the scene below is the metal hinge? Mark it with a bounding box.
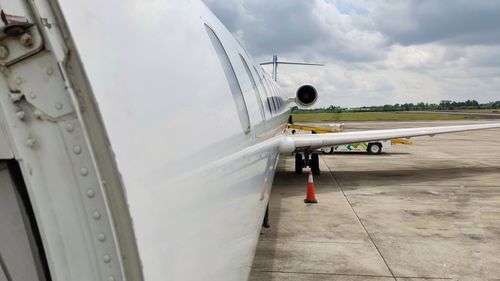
[0,10,43,66]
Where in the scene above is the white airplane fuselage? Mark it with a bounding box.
[57,0,293,280]
[0,0,295,280]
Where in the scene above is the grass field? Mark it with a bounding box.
[292,112,480,122]
[448,109,500,113]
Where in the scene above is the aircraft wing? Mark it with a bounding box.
[280,122,500,153]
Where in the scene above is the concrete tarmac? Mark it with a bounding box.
[250,120,500,281]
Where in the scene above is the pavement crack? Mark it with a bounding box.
[474,160,500,169]
[259,238,367,244]
[252,269,454,280]
[321,155,398,281]
[251,269,394,278]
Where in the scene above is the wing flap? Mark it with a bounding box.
[280,122,500,153]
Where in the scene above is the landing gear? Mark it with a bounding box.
[262,205,270,228]
[311,154,320,175]
[294,153,320,175]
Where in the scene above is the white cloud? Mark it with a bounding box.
[204,0,500,107]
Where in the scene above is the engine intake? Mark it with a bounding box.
[295,85,318,107]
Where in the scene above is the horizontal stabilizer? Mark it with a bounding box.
[260,61,324,66]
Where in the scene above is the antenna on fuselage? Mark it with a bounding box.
[260,54,324,81]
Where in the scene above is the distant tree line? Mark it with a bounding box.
[292,100,500,113]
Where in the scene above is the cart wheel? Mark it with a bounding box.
[367,143,382,155]
[322,147,334,155]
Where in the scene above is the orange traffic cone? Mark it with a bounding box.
[304,171,318,204]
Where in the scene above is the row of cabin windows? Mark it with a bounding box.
[261,75,284,114]
[205,23,284,134]
[250,69,285,115]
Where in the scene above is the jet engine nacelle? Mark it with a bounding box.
[295,85,318,107]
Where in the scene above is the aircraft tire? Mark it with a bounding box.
[295,153,303,174]
[311,154,320,175]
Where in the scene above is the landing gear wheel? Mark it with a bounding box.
[367,143,382,155]
[295,153,303,174]
[311,154,320,175]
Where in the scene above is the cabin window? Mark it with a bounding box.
[270,84,278,111]
[273,86,282,109]
[253,66,273,114]
[240,55,266,119]
[263,78,277,113]
[204,24,251,134]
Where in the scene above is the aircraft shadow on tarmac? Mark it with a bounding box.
[322,151,411,156]
[333,166,500,189]
[270,165,499,196]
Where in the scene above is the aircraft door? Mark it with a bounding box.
[205,24,251,134]
[0,162,48,281]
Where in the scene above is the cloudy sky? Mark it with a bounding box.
[203,0,500,107]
